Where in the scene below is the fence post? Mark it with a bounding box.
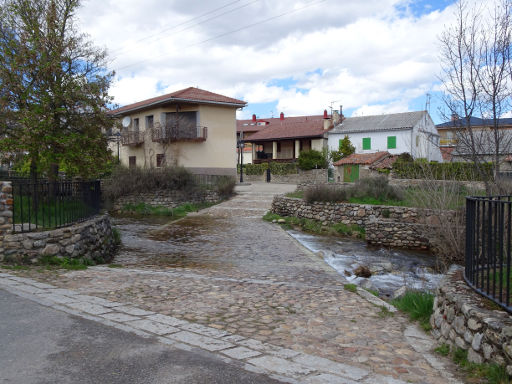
[0,181,14,256]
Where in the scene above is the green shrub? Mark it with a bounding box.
[103,166,199,200]
[269,162,298,175]
[297,150,328,170]
[344,283,357,293]
[393,159,493,181]
[352,176,403,201]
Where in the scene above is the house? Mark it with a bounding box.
[235,114,270,164]
[436,116,512,169]
[328,111,443,162]
[108,87,246,176]
[333,151,394,182]
[238,110,336,163]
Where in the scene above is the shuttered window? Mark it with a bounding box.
[387,136,396,149]
[362,137,371,150]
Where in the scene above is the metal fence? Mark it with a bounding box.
[12,180,101,233]
[465,195,512,312]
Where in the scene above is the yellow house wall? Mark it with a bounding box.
[118,103,237,175]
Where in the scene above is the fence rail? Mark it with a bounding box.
[465,195,512,312]
[12,180,101,233]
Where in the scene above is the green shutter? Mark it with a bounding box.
[339,139,342,150]
[387,136,396,149]
[362,137,371,150]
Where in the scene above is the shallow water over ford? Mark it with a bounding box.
[288,230,444,297]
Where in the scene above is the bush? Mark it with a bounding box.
[297,150,328,170]
[103,166,199,200]
[351,175,403,202]
[391,291,434,331]
[215,176,236,198]
[393,159,493,181]
[304,185,348,203]
[239,162,298,175]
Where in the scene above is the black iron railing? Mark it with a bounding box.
[465,195,512,312]
[12,180,101,233]
[121,130,144,145]
[151,123,207,143]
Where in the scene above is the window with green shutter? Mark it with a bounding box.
[362,137,371,150]
[387,136,396,149]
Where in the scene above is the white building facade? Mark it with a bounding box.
[328,111,443,162]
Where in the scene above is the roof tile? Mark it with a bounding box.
[333,151,390,166]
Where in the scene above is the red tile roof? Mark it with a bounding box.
[238,115,331,141]
[110,87,246,115]
[334,151,390,166]
[369,154,398,170]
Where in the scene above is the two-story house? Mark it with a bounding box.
[109,87,246,176]
[328,111,443,162]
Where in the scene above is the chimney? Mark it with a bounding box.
[252,114,256,122]
[323,109,331,130]
[340,105,344,120]
[280,112,284,120]
[332,110,341,125]
[451,113,459,121]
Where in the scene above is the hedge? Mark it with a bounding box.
[392,160,493,181]
[238,162,299,175]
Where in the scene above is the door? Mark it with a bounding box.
[343,164,359,182]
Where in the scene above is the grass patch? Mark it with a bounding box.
[38,255,95,270]
[444,346,510,384]
[344,283,357,293]
[1,264,30,270]
[264,212,365,239]
[108,263,123,268]
[285,190,304,199]
[434,343,450,356]
[391,291,434,331]
[348,196,404,206]
[112,227,121,246]
[121,201,215,218]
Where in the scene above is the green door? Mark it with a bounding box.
[343,164,359,182]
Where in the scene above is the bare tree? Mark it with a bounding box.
[439,0,512,192]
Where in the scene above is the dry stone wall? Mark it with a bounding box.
[0,181,117,264]
[431,266,512,373]
[271,196,456,250]
[239,169,328,184]
[113,189,220,212]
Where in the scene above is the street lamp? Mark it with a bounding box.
[238,131,244,183]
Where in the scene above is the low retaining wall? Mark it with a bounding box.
[431,266,512,372]
[271,196,457,250]
[0,214,117,264]
[113,189,220,212]
[239,169,328,184]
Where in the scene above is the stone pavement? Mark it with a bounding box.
[1,183,463,383]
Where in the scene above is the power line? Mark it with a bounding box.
[109,0,260,60]
[115,0,326,71]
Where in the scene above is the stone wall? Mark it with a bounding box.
[271,196,457,251]
[389,177,485,191]
[0,181,117,265]
[365,220,429,249]
[1,214,117,264]
[239,169,328,184]
[431,266,512,372]
[113,189,220,212]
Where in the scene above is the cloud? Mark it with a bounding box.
[77,0,458,119]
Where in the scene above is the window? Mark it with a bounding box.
[416,135,420,147]
[133,118,139,132]
[387,136,396,149]
[156,154,165,167]
[146,115,153,129]
[362,137,371,150]
[129,156,136,169]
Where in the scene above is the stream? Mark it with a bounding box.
[288,230,444,297]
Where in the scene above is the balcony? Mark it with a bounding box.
[121,131,144,146]
[151,122,207,143]
[439,138,457,146]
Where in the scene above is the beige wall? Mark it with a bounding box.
[117,103,238,175]
[312,138,324,152]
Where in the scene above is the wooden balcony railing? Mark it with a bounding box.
[121,131,144,146]
[440,138,457,146]
[151,123,207,143]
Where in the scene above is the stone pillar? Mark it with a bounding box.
[252,143,257,162]
[0,181,13,258]
[295,140,300,158]
[272,141,278,159]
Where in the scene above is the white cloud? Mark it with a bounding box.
[77,0,458,118]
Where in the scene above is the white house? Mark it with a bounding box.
[328,111,443,162]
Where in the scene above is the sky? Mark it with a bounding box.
[77,0,461,124]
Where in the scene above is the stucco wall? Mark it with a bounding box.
[117,104,237,175]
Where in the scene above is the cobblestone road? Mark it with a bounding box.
[3,183,463,383]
